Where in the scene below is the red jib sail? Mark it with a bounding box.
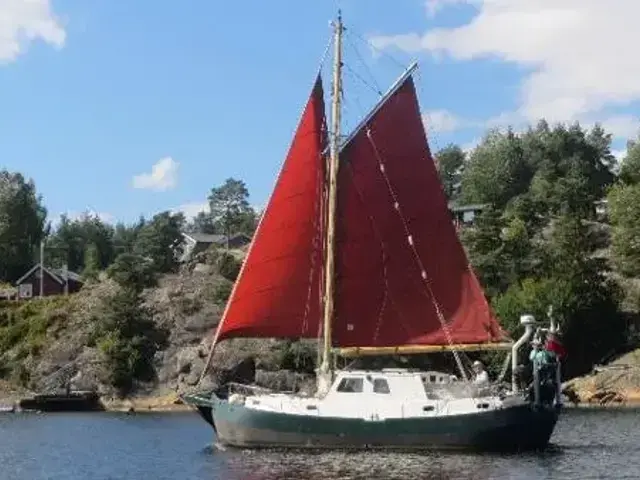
[332,75,507,348]
[215,75,327,341]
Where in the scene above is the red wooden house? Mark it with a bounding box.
[14,263,84,299]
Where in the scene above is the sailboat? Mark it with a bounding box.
[182,14,563,451]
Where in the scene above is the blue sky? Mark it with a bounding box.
[1,0,638,226]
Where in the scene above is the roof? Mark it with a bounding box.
[447,202,488,212]
[181,232,226,244]
[182,232,252,244]
[14,263,83,286]
[52,268,83,283]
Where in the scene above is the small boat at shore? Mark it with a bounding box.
[182,12,563,451]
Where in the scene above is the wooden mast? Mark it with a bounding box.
[317,11,343,394]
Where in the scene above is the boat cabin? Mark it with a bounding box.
[326,369,463,400]
[240,368,498,419]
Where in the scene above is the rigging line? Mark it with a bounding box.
[420,109,445,156]
[344,31,383,95]
[340,75,368,136]
[346,27,410,73]
[365,129,469,382]
[197,35,334,387]
[343,63,383,97]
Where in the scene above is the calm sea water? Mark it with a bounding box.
[0,408,638,479]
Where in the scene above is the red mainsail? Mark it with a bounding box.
[332,76,507,348]
[215,76,327,341]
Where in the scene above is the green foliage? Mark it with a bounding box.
[608,183,640,277]
[112,217,145,255]
[190,178,257,237]
[459,129,531,207]
[82,243,101,281]
[213,281,233,304]
[0,170,47,282]
[276,340,317,374]
[47,212,115,273]
[435,144,465,200]
[461,207,539,297]
[217,252,242,282]
[189,211,216,234]
[133,211,185,273]
[106,253,158,293]
[93,289,168,396]
[460,122,624,378]
[620,138,640,185]
[525,122,614,218]
[0,297,71,385]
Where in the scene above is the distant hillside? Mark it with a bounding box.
[0,247,318,408]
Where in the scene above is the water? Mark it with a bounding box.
[0,408,638,479]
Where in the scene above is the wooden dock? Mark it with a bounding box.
[18,391,104,412]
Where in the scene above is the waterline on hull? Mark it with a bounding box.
[208,396,559,452]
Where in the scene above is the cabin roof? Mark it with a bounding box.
[14,263,83,286]
[447,202,488,212]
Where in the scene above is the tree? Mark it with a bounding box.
[46,212,115,273]
[208,178,256,241]
[434,144,465,200]
[462,206,538,297]
[113,217,145,256]
[0,170,47,282]
[608,183,640,277]
[527,122,615,218]
[93,288,168,396]
[82,243,101,281]
[459,129,532,208]
[620,138,640,185]
[187,211,216,234]
[133,211,185,273]
[106,253,157,293]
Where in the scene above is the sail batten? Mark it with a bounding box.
[336,342,514,357]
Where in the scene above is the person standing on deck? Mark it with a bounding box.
[529,338,554,369]
[472,360,489,386]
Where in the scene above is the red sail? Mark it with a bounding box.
[332,76,507,348]
[216,76,327,341]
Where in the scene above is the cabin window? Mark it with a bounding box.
[429,375,436,383]
[336,377,363,393]
[373,378,390,394]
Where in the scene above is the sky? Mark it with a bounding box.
[1,0,638,226]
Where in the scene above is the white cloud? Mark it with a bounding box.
[425,0,471,17]
[423,109,464,133]
[599,115,639,140]
[461,137,480,155]
[370,1,640,138]
[132,157,179,191]
[0,0,66,64]
[611,149,626,164]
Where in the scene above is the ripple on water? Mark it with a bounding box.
[0,409,639,479]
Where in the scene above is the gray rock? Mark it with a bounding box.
[193,263,213,274]
[176,347,200,375]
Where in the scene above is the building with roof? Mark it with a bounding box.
[179,232,252,262]
[14,264,84,299]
